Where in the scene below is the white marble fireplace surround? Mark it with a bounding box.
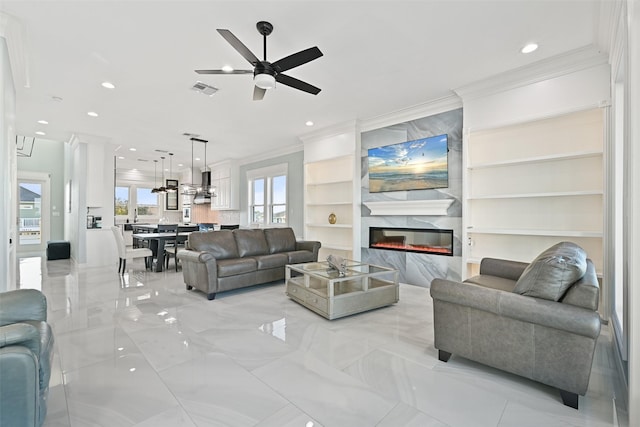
[361,108,463,287]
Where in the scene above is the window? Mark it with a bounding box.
[271,175,287,224]
[114,185,159,220]
[115,186,129,216]
[136,187,159,217]
[247,164,288,226]
[251,178,265,223]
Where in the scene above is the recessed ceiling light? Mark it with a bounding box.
[195,157,200,161]
[118,156,125,159]
[129,148,137,152]
[37,120,48,125]
[222,65,234,73]
[101,81,116,89]
[521,43,538,54]
[305,121,314,127]
[178,163,183,167]
[87,111,98,117]
[35,131,46,136]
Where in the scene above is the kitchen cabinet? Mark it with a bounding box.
[210,160,239,210]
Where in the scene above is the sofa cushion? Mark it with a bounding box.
[264,228,297,254]
[188,230,239,260]
[253,253,288,270]
[234,229,270,257]
[216,258,257,277]
[513,242,587,301]
[286,250,316,264]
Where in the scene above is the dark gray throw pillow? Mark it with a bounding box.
[513,242,587,301]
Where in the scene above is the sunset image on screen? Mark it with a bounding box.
[368,134,448,193]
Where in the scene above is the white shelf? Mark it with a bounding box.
[468,150,602,170]
[306,179,353,187]
[304,150,358,261]
[306,202,353,206]
[468,190,603,200]
[467,227,602,238]
[306,223,353,229]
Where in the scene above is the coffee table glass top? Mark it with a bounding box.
[288,260,394,280]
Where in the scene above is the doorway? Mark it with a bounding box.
[17,173,50,253]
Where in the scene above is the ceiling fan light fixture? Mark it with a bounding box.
[255,73,276,90]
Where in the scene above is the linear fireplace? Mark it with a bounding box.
[369,227,453,256]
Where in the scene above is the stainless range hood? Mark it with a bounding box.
[192,171,212,204]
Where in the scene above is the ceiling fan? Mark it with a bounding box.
[196,21,323,101]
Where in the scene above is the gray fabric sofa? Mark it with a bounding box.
[430,242,601,409]
[178,227,321,300]
[0,289,54,427]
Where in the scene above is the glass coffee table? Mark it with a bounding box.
[285,260,399,320]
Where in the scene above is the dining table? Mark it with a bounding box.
[131,231,192,272]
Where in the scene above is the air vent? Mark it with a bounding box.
[154,149,169,153]
[182,132,200,138]
[137,158,149,162]
[191,81,218,96]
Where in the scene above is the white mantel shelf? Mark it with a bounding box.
[364,199,454,216]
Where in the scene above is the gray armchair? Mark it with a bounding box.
[0,289,54,427]
[430,242,601,409]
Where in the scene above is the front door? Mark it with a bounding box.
[17,174,50,253]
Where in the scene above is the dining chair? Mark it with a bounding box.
[111,226,153,274]
[164,225,198,271]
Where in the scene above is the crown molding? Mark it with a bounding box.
[0,12,29,89]
[360,94,462,133]
[454,45,609,101]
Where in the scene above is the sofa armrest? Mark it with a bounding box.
[178,249,215,264]
[296,240,321,260]
[0,289,47,326]
[479,258,528,281]
[431,279,601,339]
[0,323,40,355]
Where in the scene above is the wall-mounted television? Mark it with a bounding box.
[368,134,448,193]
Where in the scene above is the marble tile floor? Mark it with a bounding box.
[16,255,628,427]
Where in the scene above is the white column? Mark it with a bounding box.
[627,0,640,425]
[0,37,16,292]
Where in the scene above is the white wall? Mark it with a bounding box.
[0,37,16,291]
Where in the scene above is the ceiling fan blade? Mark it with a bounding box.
[216,29,260,65]
[272,47,323,73]
[253,86,266,101]
[276,73,321,95]
[195,69,254,75]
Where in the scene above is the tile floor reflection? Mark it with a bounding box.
[19,256,627,427]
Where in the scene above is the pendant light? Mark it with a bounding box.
[157,156,167,193]
[197,140,207,193]
[181,137,198,195]
[151,160,160,193]
[166,152,178,192]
